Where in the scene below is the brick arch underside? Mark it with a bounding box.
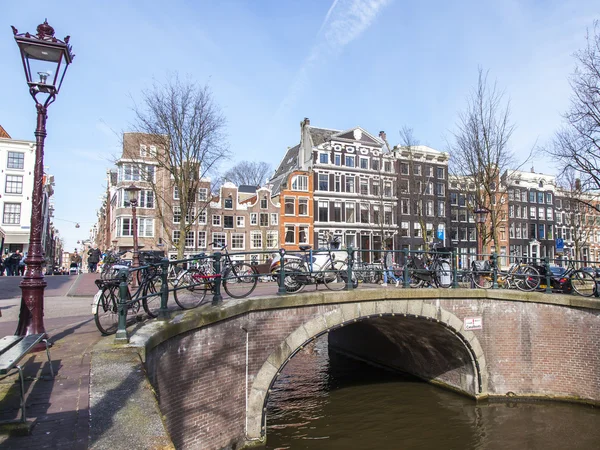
[247,305,485,439]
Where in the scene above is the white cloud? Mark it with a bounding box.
[275,0,392,118]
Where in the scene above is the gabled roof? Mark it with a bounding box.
[269,144,301,195]
[331,127,382,146]
[308,127,338,146]
[0,125,11,139]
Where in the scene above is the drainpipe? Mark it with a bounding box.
[241,326,250,436]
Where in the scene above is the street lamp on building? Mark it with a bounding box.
[475,207,489,258]
[125,184,141,270]
[13,20,74,338]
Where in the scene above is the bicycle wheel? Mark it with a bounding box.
[324,260,353,291]
[472,272,493,289]
[435,260,453,288]
[282,261,306,293]
[515,266,540,291]
[93,285,119,335]
[571,270,595,297]
[100,265,112,280]
[223,263,258,299]
[142,276,161,318]
[173,269,209,309]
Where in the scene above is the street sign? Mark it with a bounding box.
[436,229,444,241]
[556,238,564,251]
[464,317,483,330]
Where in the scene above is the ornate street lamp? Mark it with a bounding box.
[125,184,142,271]
[474,207,489,258]
[12,20,74,338]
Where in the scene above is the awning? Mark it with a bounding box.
[3,233,31,244]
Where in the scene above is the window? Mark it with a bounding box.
[224,197,233,209]
[137,190,154,208]
[198,188,208,201]
[372,159,380,171]
[458,194,466,207]
[345,176,355,193]
[7,152,24,169]
[401,199,410,214]
[437,201,445,217]
[270,213,278,225]
[469,228,476,241]
[318,173,329,191]
[185,232,195,248]
[231,233,245,250]
[530,207,536,218]
[249,231,262,249]
[3,203,21,224]
[291,175,308,191]
[284,226,295,244]
[198,210,207,225]
[224,215,234,229]
[360,179,369,195]
[299,226,309,244]
[538,224,545,239]
[346,202,355,223]
[345,155,355,167]
[319,153,329,164]
[172,230,180,245]
[198,231,206,248]
[372,182,379,196]
[212,215,221,227]
[538,207,544,220]
[400,163,409,175]
[173,186,180,200]
[529,191,535,203]
[413,223,422,238]
[334,154,341,166]
[399,180,409,194]
[140,145,148,157]
[521,191,527,202]
[260,196,268,209]
[383,161,390,172]
[436,167,445,179]
[401,221,409,237]
[546,192,552,204]
[120,163,141,182]
[426,200,434,216]
[538,192,544,204]
[385,209,392,225]
[335,174,341,192]
[259,213,269,227]
[546,208,553,221]
[185,207,194,224]
[173,206,181,224]
[138,218,154,237]
[5,175,23,194]
[508,190,514,201]
[360,158,369,169]
[450,192,458,205]
[267,231,278,248]
[284,198,295,215]
[414,164,421,176]
[299,198,308,216]
[213,232,226,248]
[384,182,392,198]
[436,183,444,196]
[318,201,328,222]
[360,205,369,223]
[426,182,434,195]
[334,202,342,222]
[250,213,258,225]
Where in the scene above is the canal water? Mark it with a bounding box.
[263,336,600,450]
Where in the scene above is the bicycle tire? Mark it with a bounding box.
[282,261,306,293]
[100,265,113,280]
[571,270,595,297]
[472,272,493,289]
[223,263,258,299]
[515,266,540,291]
[142,276,161,318]
[324,260,354,291]
[173,269,209,309]
[435,260,453,288]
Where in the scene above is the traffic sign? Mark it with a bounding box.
[556,238,564,251]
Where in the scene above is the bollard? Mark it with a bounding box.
[345,247,354,291]
[403,248,410,288]
[492,253,499,289]
[277,248,287,295]
[212,252,223,305]
[452,248,459,288]
[158,258,170,320]
[114,268,130,343]
[544,256,552,294]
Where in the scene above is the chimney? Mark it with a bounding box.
[299,118,313,170]
[379,131,386,141]
[303,117,310,126]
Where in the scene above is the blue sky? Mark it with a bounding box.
[1,0,598,251]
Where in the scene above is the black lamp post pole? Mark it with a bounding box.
[131,198,140,270]
[15,103,49,337]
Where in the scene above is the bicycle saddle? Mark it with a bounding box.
[299,245,312,251]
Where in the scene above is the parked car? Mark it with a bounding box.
[69,263,80,275]
[582,267,600,277]
[549,266,566,277]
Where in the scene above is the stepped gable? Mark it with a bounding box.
[0,124,11,139]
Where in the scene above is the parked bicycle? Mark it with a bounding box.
[173,242,258,308]
[100,251,130,280]
[406,244,453,288]
[280,239,358,293]
[469,257,540,291]
[536,259,596,297]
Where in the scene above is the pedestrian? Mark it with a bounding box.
[18,252,26,276]
[381,245,400,287]
[87,246,101,273]
[0,255,4,276]
[6,250,22,276]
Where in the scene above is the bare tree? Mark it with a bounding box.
[223,161,272,187]
[129,75,229,258]
[549,21,600,212]
[447,69,518,251]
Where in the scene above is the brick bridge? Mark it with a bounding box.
[128,288,600,449]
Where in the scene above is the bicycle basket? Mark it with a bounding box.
[472,260,491,273]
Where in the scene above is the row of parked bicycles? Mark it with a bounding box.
[92,241,598,335]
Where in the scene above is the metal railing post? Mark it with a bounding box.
[403,248,410,288]
[452,248,459,288]
[345,247,354,291]
[158,258,170,320]
[492,253,499,289]
[114,268,129,343]
[212,252,223,305]
[544,256,552,294]
[277,248,287,295]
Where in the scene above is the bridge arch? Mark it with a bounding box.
[246,300,487,439]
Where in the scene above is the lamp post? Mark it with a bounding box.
[125,184,141,271]
[12,21,74,338]
[475,207,489,259]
